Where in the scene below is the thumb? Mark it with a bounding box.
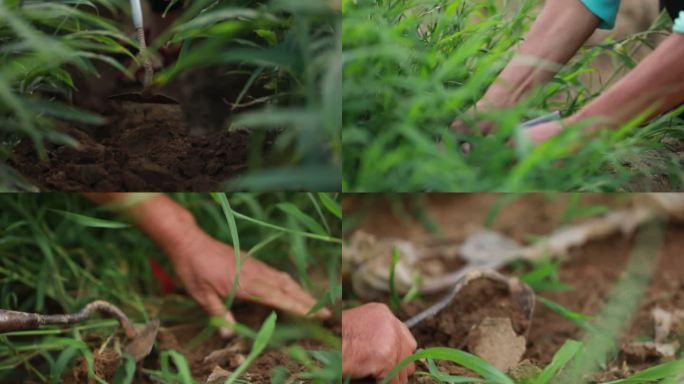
[197,291,236,338]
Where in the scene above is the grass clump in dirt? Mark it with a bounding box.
[0,0,340,191]
[342,0,684,192]
[342,194,684,383]
[0,192,341,383]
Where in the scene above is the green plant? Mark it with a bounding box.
[382,342,684,384]
[343,0,684,192]
[0,192,341,383]
[0,0,133,191]
[0,0,341,191]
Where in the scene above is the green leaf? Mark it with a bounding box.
[50,346,80,384]
[388,246,401,312]
[604,359,684,383]
[159,350,194,384]
[533,340,583,384]
[277,202,328,236]
[318,193,341,219]
[50,209,130,229]
[225,312,278,384]
[211,193,241,311]
[381,348,514,384]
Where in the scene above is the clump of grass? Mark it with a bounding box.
[0,0,133,191]
[157,0,341,190]
[1,0,340,191]
[0,192,341,383]
[343,0,684,192]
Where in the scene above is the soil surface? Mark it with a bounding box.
[48,302,332,384]
[344,194,684,382]
[10,100,271,192]
[406,278,530,351]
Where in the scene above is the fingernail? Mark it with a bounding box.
[219,312,236,338]
[219,326,235,338]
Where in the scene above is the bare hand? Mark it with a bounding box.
[450,117,495,137]
[169,228,331,337]
[342,303,417,383]
[524,120,564,143]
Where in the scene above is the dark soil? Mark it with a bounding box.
[404,278,530,350]
[55,302,332,384]
[343,194,684,382]
[10,100,272,192]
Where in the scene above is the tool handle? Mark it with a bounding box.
[136,27,155,91]
[129,0,144,29]
[0,301,137,338]
[519,110,561,130]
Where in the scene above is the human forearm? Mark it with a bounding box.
[481,0,599,108]
[82,193,201,257]
[567,33,684,131]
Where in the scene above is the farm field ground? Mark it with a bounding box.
[0,193,341,383]
[343,194,684,383]
[1,0,341,192]
[9,98,272,192]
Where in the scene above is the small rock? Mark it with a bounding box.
[653,307,673,343]
[206,365,232,384]
[467,317,526,372]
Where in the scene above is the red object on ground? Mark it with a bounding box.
[148,257,177,295]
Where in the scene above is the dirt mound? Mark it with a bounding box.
[405,278,531,350]
[10,100,272,192]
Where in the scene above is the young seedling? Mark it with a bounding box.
[0,300,159,361]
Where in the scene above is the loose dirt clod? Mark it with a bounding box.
[467,317,526,372]
[73,348,121,383]
[406,277,531,350]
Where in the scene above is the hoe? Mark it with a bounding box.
[0,300,159,361]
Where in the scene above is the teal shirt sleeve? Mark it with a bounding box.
[675,11,684,34]
[580,0,621,29]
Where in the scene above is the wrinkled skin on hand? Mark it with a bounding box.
[168,227,331,337]
[342,303,417,384]
[524,120,564,143]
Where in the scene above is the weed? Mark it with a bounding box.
[342,0,684,192]
[0,192,341,383]
[0,0,340,191]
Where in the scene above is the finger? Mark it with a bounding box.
[195,290,235,338]
[399,341,416,381]
[398,322,417,353]
[451,119,471,134]
[272,275,332,318]
[397,323,416,382]
[245,283,318,317]
[240,266,328,318]
[220,311,236,339]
